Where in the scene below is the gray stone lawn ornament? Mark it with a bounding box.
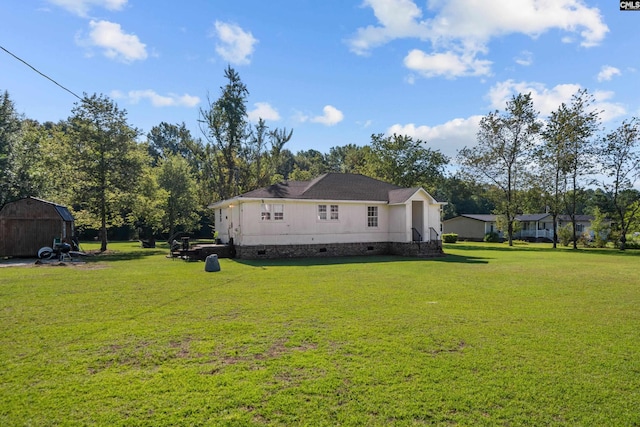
[205,254,220,272]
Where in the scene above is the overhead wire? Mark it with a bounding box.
[0,44,83,101]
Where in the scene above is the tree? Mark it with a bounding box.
[199,66,249,200]
[458,93,541,246]
[147,122,197,166]
[561,89,601,249]
[365,133,449,192]
[157,154,200,238]
[0,90,22,206]
[3,119,48,201]
[68,93,144,251]
[598,118,640,250]
[268,126,293,181]
[244,118,269,189]
[437,176,495,220]
[293,149,328,178]
[326,144,369,174]
[539,102,575,248]
[274,148,295,181]
[589,206,611,248]
[128,165,168,242]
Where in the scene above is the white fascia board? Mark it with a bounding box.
[238,197,388,205]
[209,197,241,209]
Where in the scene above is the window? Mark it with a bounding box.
[262,204,284,221]
[261,204,271,221]
[318,205,327,220]
[367,206,378,227]
[318,204,338,221]
[330,205,339,220]
[273,204,284,221]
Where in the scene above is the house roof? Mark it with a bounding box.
[227,173,439,204]
[0,196,74,222]
[449,213,596,223]
[456,214,497,222]
[517,213,550,221]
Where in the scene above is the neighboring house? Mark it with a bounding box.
[443,213,598,242]
[210,173,446,259]
[0,197,75,257]
[442,214,500,241]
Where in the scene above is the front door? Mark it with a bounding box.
[411,201,424,242]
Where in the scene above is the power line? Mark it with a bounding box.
[0,44,83,101]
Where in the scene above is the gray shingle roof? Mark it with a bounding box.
[517,213,551,222]
[238,173,417,203]
[453,213,595,223]
[459,214,497,222]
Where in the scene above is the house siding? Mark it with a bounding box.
[227,200,394,246]
[443,216,489,241]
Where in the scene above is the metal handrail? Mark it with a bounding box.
[430,227,440,241]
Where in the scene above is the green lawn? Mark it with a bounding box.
[1,242,639,426]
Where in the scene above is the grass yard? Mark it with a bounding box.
[1,242,639,426]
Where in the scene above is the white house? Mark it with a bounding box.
[210,173,446,259]
[443,213,599,242]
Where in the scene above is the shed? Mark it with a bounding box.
[0,197,75,257]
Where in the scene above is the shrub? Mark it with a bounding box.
[442,233,458,243]
[589,207,610,248]
[623,241,640,249]
[484,231,501,243]
[558,224,573,246]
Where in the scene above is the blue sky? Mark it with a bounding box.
[1,1,638,162]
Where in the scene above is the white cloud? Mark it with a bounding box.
[310,105,344,126]
[597,65,621,82]
[514,50,533,66]
[592,90,627,122]
[112,89,200,107]
[486,79,626,121]
[213,21,258,65]
[388,116,483,158]
[348,0,429,56]
[47,0,127,17]
[404,49,491,78]
[248,102,281,122]
[358,119,373,128]
[428,0,607,47]
[487,79,580,116]
[79,20,147,63]
[348,0,608,78]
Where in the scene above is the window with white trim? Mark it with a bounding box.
[273,204,284,221]
[318,205,327,220]
[261,203,284,221]
[261,204,271,221]
[318,204,339,221]
[367,206,378,227]
[330,205,339,220]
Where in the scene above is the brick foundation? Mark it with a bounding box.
[234,241,444,259]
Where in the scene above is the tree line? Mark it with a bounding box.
[458,91,640,250]
[1,67,638,250]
